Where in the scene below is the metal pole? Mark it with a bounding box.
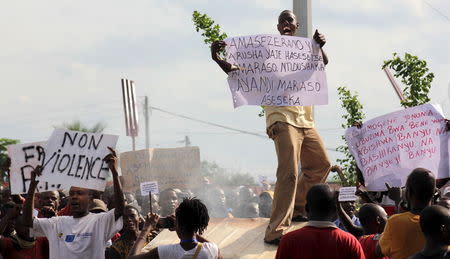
[144,96,150,149]
[132,136,136,151]
[293,0,314,119]
[383,67,406,101]
[293,0,312,38]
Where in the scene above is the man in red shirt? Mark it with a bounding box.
[0,203,48,259]
[357,204,388,259]
[275,184,365,259]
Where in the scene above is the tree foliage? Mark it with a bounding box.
[192,10,265,117]
[0,138,19,185]
[383,53,434,108]
[336,86,365,186]
[200,160,256,186]
[192,11,228,47]
[59,120,106,133]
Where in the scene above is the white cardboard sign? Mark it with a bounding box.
[7,141,61,194]
[224,34,328,108]
[345,104,449,191]
[39,129,119,192]
[338,187,357,202]
[140,181,159,196]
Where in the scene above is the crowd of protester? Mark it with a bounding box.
[2,148,450,258]
[0,149,273,259]
[275,168,450,259]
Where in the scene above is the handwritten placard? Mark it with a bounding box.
[338,187,357,202]
[39,129,119,192]
[140,181,159,196]
[345,104,449,191]
[224,34,328,108]
[120,147,201,192]
[7,141,60,194]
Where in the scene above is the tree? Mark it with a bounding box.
[335,86,366,186]
[200,160,256,186]
[59,120,106,133]
[192,11,228,48]
[383,53,434,108]
[0,138,19,185]
[192,10,265,117]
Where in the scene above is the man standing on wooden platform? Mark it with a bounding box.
[211,10,331,245]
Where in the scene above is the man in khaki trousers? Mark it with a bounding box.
[211,10,331,244]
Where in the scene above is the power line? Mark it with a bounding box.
[148,105,341,152]
[149,105,267,139]
[423,0,450,22]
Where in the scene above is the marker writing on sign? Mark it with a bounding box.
[42,132,109,182]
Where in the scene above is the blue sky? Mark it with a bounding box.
[1,0,449,181]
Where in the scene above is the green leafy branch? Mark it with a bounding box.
[383,53,434,108]
[192,10,228,46]
[335,86,365,186]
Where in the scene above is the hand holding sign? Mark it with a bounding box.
[103,147,118,175]
[140,181,159,196]
[31,165,42,181]
[385,183,401,204]
[211,40,226,60]
[224,34,328,108]
[29,165,42,192]
[338,187,357,202]
[345,104,449,191]
[313,29,326,47]
[39,129,119,192]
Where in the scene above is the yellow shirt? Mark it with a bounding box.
[379,212,425,259]
[264,106,314,129]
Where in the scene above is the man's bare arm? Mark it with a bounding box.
[104,147,125,221]
[211,41,239,74]
[313,29,329,65]
[128,213,159,259]
[335,192,364,237]
[23,166,42,227]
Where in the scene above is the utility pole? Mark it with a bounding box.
[185,136,191,147]
[178,135,191,147]
[144,96,150,149]
[293,0,312,38]
[293,0,314,118]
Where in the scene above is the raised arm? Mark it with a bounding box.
[128,213,160,259]
[23,166,42,227]
[211,41,239,74]
[335,193,364,238]
[330,165,349,186]
[313,29,328,65]
[104,147,125,221]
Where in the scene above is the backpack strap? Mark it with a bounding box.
[192,243,203,259]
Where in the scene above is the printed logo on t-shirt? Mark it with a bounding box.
[65,234,76,242]
[77,232,93,239]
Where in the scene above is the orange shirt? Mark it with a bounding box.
[379,212,425,259]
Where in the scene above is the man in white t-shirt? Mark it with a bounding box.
[23,148,125,259]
